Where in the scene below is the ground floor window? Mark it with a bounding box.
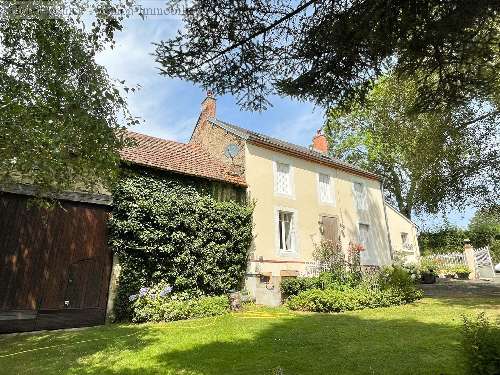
[358,223,372,264]
[278,210,295,254]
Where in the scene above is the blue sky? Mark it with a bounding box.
[96,12,475,229]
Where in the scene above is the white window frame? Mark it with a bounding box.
[358,222,377,265]
[274,206,299,257]
[317,172,336,206]
[401,232,413,252]
[272,159,295,199]
[352,180,368,211]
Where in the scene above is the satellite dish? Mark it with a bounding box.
[224,143,241,160]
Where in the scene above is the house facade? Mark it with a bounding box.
[190,93,420,305]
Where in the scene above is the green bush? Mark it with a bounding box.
[419,256,440,274]
[280,272,360,300]
[130,282,229,323]
[376,265,417,290]
[461,313,500,375]
[451,264,471,275]
[286,265,423,313]
[286,285,422,313]
[280,277,321,299]
[418,226,467,255]
[109,169,253,321]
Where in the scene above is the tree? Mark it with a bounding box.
[469,205,500,263]
[324,75,500,220]
[155,0,500,111]
[0,0,139,195]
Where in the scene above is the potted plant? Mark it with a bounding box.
[452,265,471,280]
[419,257,438,284]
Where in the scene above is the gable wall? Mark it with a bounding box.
[190,119,246,176]
[386,204,420,262]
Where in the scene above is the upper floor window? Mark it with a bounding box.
[318,173,335,204]
[353,182,367,210]
[274,161,293,196]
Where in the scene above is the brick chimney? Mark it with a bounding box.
[201,90,216,119]
[312,129,328,153]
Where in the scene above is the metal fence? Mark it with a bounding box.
[303,261,330,277]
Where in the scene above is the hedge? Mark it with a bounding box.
[286,286,423,313]
[109,169,253,320]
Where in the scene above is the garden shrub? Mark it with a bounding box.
[286,285,422,313]
[280,271,361,300]
[286,265,423,313]
[130,282,229,323]
[280,276,322,299]
[462,313,500,375]
[376,265,417,290]
[109,169,253,321]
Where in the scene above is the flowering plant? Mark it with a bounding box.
[350,242,365,253]
[129,282,173,304]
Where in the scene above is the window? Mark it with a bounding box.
[318,173,335,204]
[353,182,367,210]
[401,232,412,251]
[278,210,295,253]
[275,162,292,196]
[358,223,370,250]
[401,232,409,245]
[358,223,376,264]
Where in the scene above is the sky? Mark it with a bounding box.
[95,8,475,229]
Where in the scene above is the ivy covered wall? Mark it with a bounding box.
[109,168,253,320]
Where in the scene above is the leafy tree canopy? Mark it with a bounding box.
[325,74,499,219]
[469,204,500,246]
[156,0,500,111]
[0,0,139,195]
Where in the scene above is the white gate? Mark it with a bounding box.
[473,247,496,279]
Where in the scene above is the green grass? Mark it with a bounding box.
[0,297,499,375]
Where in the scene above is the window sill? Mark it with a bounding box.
[274,192,295,200]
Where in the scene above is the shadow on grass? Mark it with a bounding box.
[3,298,499,375]
[0,324,157,375]
[422,296,500,313]
[68,313,469,375]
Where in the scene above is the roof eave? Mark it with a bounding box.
[247,138,380,181]
[120,159,248,188]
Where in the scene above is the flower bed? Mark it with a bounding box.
[283,265,423,313]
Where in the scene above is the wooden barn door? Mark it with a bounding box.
[0,193,112,333]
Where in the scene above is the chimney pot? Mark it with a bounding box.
[312,128,328,153]
[201,91,216,119]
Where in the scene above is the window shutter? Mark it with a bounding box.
[353,182,366,210]
[319,173,332,203]
[276,162,291,195]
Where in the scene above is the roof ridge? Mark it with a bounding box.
[210,118,380,180]
[126,131,188,147]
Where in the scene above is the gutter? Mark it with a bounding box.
[381,178,394,261]
[249,138,381,181]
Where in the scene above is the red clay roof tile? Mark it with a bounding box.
[120,131,246,187]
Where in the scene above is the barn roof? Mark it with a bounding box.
[120,131,246,187]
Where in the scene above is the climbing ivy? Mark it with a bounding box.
[109,168,253,320]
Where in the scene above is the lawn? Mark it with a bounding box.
[0,297,499,375]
